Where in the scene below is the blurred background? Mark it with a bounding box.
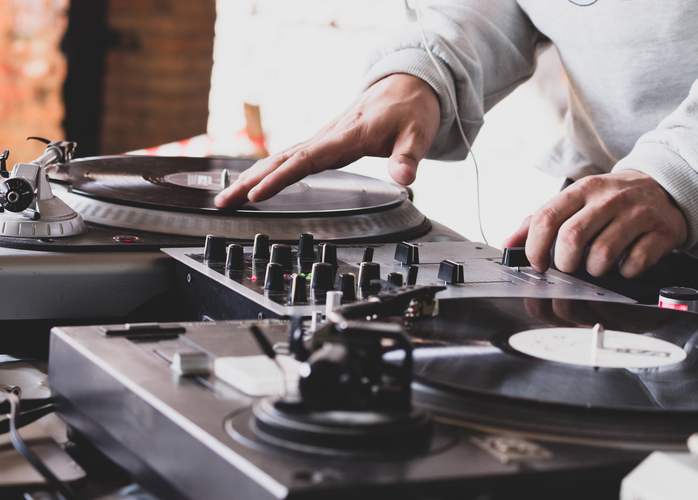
[0,0,568,247]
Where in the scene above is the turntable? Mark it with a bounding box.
[48,287,698,500]
[0,140,444,336]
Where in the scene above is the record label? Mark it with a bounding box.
[508,327,687,369]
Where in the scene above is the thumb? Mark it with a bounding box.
[386,130,430,186]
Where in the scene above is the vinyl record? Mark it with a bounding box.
[53,156,408,214]
[407,297,698,413]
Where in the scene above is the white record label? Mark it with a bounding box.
[509,327,687,369]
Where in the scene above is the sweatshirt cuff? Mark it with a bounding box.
[612,142,698,253]
[362,48,459,159]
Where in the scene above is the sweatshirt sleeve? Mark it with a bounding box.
[612,79,698,257]
[363,0,548,161]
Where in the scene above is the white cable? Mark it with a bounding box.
[411,0,489,245]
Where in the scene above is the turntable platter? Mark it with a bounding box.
[51,156,431,242]
[408,298,698,412]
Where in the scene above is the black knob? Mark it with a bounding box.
[204,234,227,261]
[225,243,245,271]
[271,244,293,270]
[298,233,315,260]
[264,262,285,291]
[358,262,381,290]
[387,272,404,288]
[438,260,464,284]
[311,262,335,291]
[253,233,270,260]
[406,265,419,285]
[502,247,530,268]
[394,242,419,265]
[362,247,374,263]
[338,273,356,302]
[316,243,338,267]
[288,274,308,304]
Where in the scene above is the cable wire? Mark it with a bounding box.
[412,0,489,245]
[1,393,78,500]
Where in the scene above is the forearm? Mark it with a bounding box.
[364,0,547,160]
[612,79,698,256]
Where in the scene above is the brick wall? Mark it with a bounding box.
[99,0,216,155]
[0,0,69,165]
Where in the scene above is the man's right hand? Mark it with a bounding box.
[214,73,441,207]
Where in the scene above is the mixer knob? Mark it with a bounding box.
[225,243,245,271]
[311,262,335,291]
[406,265,419,285]
[502,247,530,268]
[438,260,464,284]
[394,242,419,265]
[316,243,338,268]
[253,233,270,260]
[270,244,293,270]
[358,262,381,291]
[264,262,285,291]
[204,234,227,262]
[338,273,356,302]
[387,272,404,288]
[297,233,315,260]
[362,247,374,263]
[288,273,308,304]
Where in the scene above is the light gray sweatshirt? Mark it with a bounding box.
[364,0,698,255]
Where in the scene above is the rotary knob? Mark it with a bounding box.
[253,233,270,260]
[406,265,419,285]
[271,244,293,271]
[338,273,356,302]
[358,262,381,291]
[316,243,338,268]
[288,273,308,304]
[297,233,315,260]
[204,234,227,262]
[362,247,374,263]
[0,177,34,213]
[311,262,335,291]
[387,272,404,288]
[225,243,245,271]
[264,262,285,291]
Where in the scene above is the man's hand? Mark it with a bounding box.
[502,170,688,279]
[214,73,441,207]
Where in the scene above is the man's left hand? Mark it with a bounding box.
[502,170,688,279]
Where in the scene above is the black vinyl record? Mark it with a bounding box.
[53,156,407,215]
[408,297,698,413]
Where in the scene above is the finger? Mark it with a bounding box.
[582,215,651,277]
[552,203,618,274]
[248,128,366,202]
[386,126,434,186]
[214,140,315,207]
[526,188,588,273]
[618,231,674,279]
[501,215,532,250]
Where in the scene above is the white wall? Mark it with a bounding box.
[209,0,566,247]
